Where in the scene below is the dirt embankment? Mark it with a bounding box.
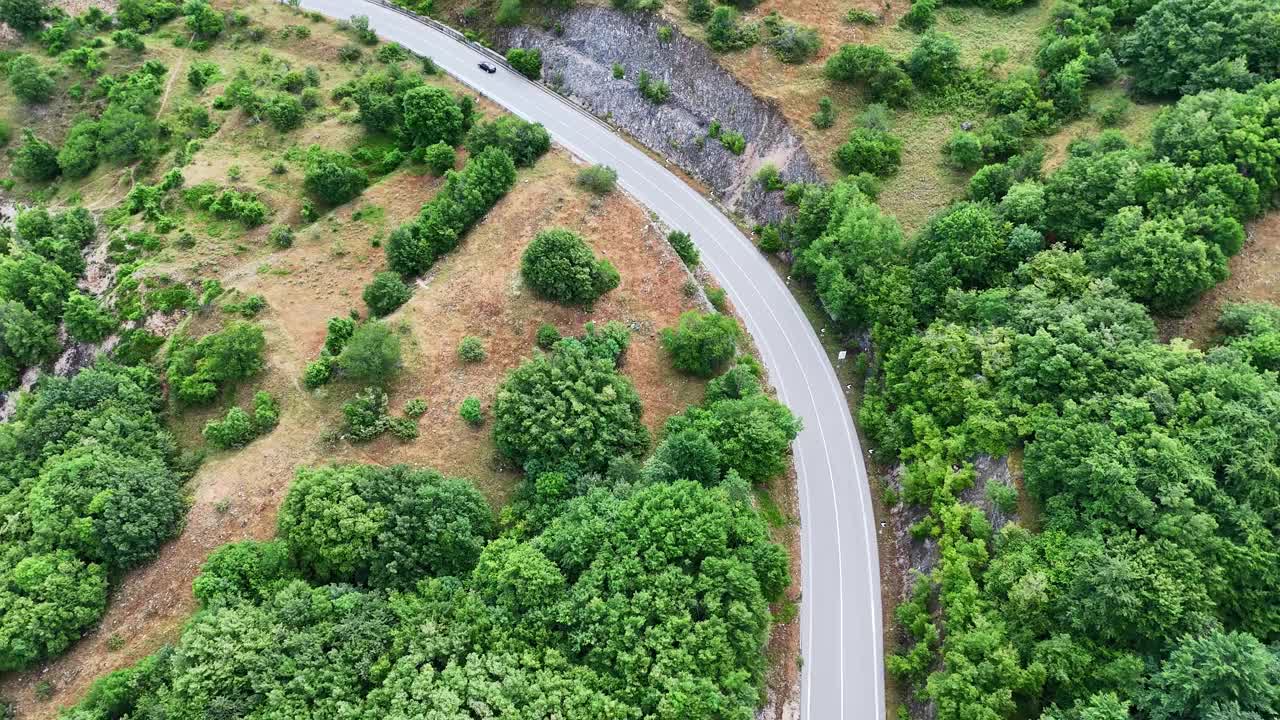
[497,6,820,225]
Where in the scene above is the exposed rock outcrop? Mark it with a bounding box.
[499,6,820,224]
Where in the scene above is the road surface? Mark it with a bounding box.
[299,2,885,716]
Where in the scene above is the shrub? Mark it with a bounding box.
[187,60,219,90]
[688,0,712,21]
[338,320,401,384]
[661,311,741,377]
[459,396,484,425]
[612,62,625,79]
[167,322,266,405]
[457,335,486,363]
[268,224,294,249]
[422,141,455,175]
[343,386,390,441]
[464,115,551,167]
[521,228,620,306]
[900,0,936,31]
[184,0,224,39]
[404,398,428,417]
[8,54,54,103]
[63,292,116,343]
[303,354,334,389]
[764,14,820,64]
[506,47,542,80]
[265,93,305,131]
[756,163,784,191]
[576,164,618,194]
[846,8,879,24]
[362,271,411,317]
[706,5,757,52]
[303,147,368,206]
[12,129,58,180]
[535,323,561,349]
[668,230,699,267]
[942,130,983,169]
[906,30,960,89]
[376,42,408,64]
[720,131,747,155]
[636,70,671,104]
[825,44,915,107]
[57,120,99,179]
[811,96,836,129]
[203,406,257,449]
[834,128,902,176]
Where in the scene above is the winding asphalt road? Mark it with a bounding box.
[299,2,884,716]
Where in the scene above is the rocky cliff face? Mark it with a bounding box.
[500,6,820,224]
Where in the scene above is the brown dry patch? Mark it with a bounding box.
[1158,213,1280,346]
[0,147,711,717]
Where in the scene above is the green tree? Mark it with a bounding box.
[834,128,902,176]
[57,120,99,179]
[0,0,46,34]
[706,5,757,52]
[1140,630,1280,720]
[401,85,464,148]
[0,552,107,672]
[63,292,116,343]
[493,338,648,474]
[303,147,368,206]
[166,322,266,405]
[421,141,455,175]
[1126,0,1280,96]
[660,311,741,377]
[663,392,801,483]
[337,320,401,385]
[362,271,411,317]
[278,464,493,587]
[265,93,305,131]
[521,228,620,306]
[906,30,961,89]
[465,115,551,167]
[8,54,53,103]
[11,129,59,181]
[183,0,223,39]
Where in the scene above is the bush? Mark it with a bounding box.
[404,397,428,418]
[900,0,936,31]
[464,115,550,168]
[268,224,294,249]
[343,386,391,441]
[303,354,334,389]
[377,42,408,63]
[756,163,784,191]
[706,6,757,52]
[458,395,484,425]
[422,141,455,175]
[811,96,836,129]
[660,311,741,377]
[8,54,54,103]
[362,271,411,317]
[720,130,747,155]
[203,406,257,449]
[942,130,983,170]
[57,120,99,179]
[493,338,648,474]
[337,320,401,385]
[184,0,224,39]
[668,230,699,267]
[64,292,116,343]
[834,128,902,176]
[636,70,671,103]
[575,164,617,194]
[906,30,960,89]
[11,129,58,181]
[457,335,486,363]
[265,93,305,131]
[521,228,620,306]
[303,147,368,206]
[764,14,820,64]
[535,323,561,349]
[824,44,915,107]
[166,322,265,406]
[506,47,542,80]
[187,60,219,90]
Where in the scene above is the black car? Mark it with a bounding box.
[478,62,497,74]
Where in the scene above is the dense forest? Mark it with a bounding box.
[775,0,1280,717]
